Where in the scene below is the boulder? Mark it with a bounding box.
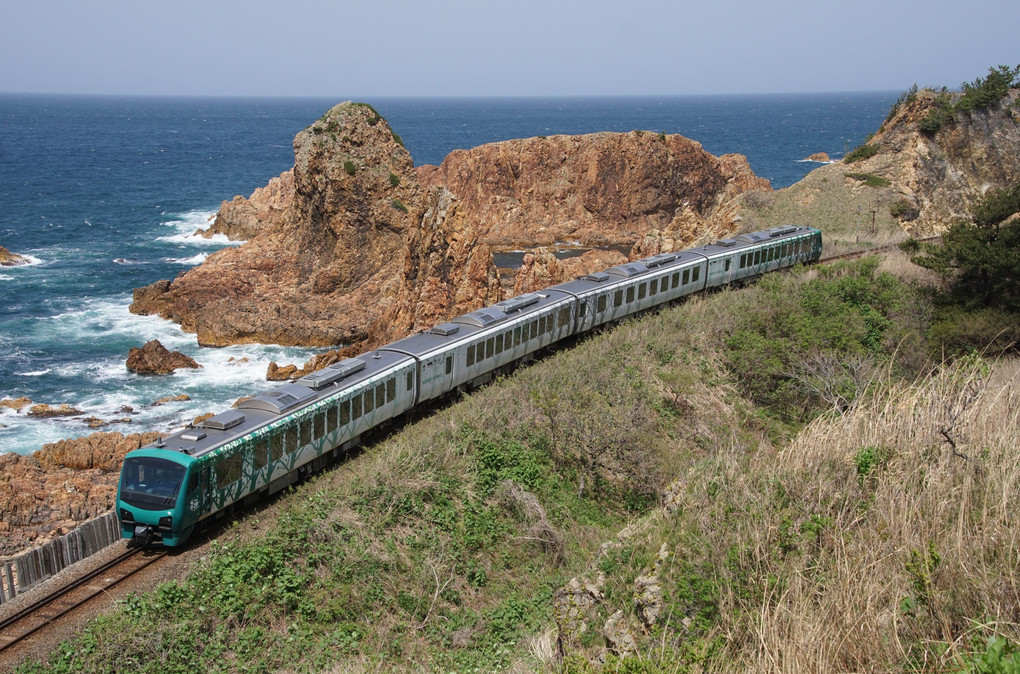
[806,151,831,162]
[0,244,30,266]
[126,339,202,375]
[28,403,83,417]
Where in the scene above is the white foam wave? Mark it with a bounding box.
[0,274,13,281]
[1,253,45,267]
[167,253,209,265]
[17,369,52,377]
[155,209,244,247]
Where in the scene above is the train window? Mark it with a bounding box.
[530,320,538,340]
[216,451,242,489]
[558,307,570,328]
[339,399,351,425]
[504,330,512,349]
[300,418,312,446]
[739,253,746,269]
[286,426,299,454]
[725,259,731,272]
[387,378,397,400]
[597,294,607,313]
[579,300,588,318]
[376,383,385,408]
[514,326,522,346]
[626,287,635,303]
[466,344,475,367]
[753,250,761,265]
[364,389,375,414]
[407,371,413,391]
[270,433,283,461]
[682,269,690,285]
[327,406,338,434]
[536,316,545,335]
[638,284,647,300]
[495,333,504,355]
[613,289,623,308]
[254,438,268,469]
[352,394,362,420]
[650,279,658,295]
[486,337,494,359]
[314,412,325,439]
[693,267,700,282]
[672,272,680,288]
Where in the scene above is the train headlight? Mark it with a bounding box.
[158,516,173,534]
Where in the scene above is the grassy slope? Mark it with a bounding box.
[16,254,1020,673]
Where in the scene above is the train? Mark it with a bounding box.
[117,225,822,546]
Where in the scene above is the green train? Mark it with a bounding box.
[117,225,822,546]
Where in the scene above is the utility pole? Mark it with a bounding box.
[870,201,878,236]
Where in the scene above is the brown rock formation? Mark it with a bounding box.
[126,339,202,375]
[1,397,33,412]
[512,248,627,296]
[0,431,163,556]
[0,244,29,266]
[27,403,83,418]
[417,131,771,249]
[130,102,422,347]
[202,171,295,241]
[834,88,1020,235]
[806,152,831,162]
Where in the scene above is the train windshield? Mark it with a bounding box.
[120,456,186,511]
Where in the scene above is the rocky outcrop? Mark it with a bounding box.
[126,339,202,375]
[202,171,295,241]
[0,245,29,266]
[836,88,1020,235]
[27,404,83,418]
[418,131,771,249]
[130,102,422,347]
[0,431,163,556]
[806,152,831,162]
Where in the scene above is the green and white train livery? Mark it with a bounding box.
[118,225,822,546]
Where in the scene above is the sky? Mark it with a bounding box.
[1,0,1018,98]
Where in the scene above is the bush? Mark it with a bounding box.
[917,90,956,135]
[343,160,356,176]
[890,197,920,221]
[390,198,408,213]
[957,64,1020,113]
[846,172,891,188]
[843,143,879,164]
[388,172,400,188]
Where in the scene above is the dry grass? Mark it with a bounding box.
[687,356,1020,672]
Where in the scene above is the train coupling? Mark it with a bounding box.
[132,525,155,547]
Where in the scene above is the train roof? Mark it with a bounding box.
[692,225,816,257]
[144,350,413,460]
[382,289,574,359]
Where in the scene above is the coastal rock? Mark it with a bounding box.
[28,403,84,418]
[0,244,30,266]
[126,339,202,375]
[129,102,420,347]
[511,248,626,296]
[202,170,295,241]
[806,151,831,162]
[833,87,1020,235]
[1,397,33,412]
[151,393,191,406]
[418,131,771,250]
[0,431,163,556]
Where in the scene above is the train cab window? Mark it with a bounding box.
[364,389,375,414]
[514,326,522,346]
[216,451,242,489]
[352,394,362,420]
[286,426,299,454]
[692,267,700,282]
[376,383,385,408]
[388,378,397,400]
[638,284,647,300]
[270,433,283,461]
[495,333,504,355]
[682,269,690,285]
[613,289,623,308]
[597,294,607,313]
[327,406,338,434]
[254,438,268,469]
[558,307,571,328]
[650,279,658,295]
[626,287,635,303]
[300,418,312,446]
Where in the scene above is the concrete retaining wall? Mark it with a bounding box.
[1,511,121,605]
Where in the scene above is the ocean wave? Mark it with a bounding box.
[155,209,244,247]
[0,274,13,281]
[17,368,52,377]
[167,252,209,265]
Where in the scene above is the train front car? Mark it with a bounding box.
[117,448,196,547]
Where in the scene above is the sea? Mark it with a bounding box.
[0,92,898,456]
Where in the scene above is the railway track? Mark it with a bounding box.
[0,546,166,658]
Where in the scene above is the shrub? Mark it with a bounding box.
[846,172,891,188]
[843,143,879,164]
[956,64,1020,113]
[388,172,400,188]
[890,197,920,221]
[343,161,356,176]
[917,90,956,135]
[391,198,408,213]
[743,189,775,210]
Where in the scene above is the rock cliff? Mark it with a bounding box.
[837,88,1020,235]
[0,432,163,556]
[130,102,422,347]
